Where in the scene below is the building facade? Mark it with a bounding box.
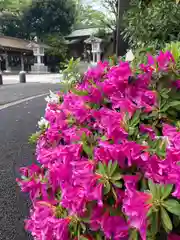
[0,35,48,73]
[66,27,113,62]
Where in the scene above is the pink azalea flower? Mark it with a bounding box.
[60,182,87,215]
[51,217,70,240]
[123,141,147,167]
[163,124,180,150]
[173,80,180,89]
[95,142,126,168]
[147,54,155,66]
[168,233,180,240]
[135,73,152,88]
[17,165,50,202]
[140,124,156,139]
[101,212,129,239]
[90,206,104,231]
[156,51,175,71]
[142,90,157,106]
[25,201,70,240]
[123,189,153,240]
[110,97,137,117]
[123,174,140,190]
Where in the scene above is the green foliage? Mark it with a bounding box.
[45,35,68,72]
[0,12,26,38]
[122,0,180,49]
[0,0,31,38]
[146,180,180,236]
[61,58,82,89]
[163,42,180,67]
[22,0,75,38]
[29,131,41,144]
[75,4,107,28]
[100,0,117,30]
[95,28,109,41]
[1,0,75,39]
[96,161,122,194]
[0,0,31,12]
[46,35,67,58]
[81,132,94,159]
[130,47,157,71]
[129,42,180,72]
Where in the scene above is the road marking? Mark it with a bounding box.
[0,93,48,110]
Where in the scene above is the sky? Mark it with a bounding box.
[81,0,106,12]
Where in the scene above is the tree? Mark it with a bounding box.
[100,0,117,30]
[74,0,116,30]
[1,0,76,39]
[0,0,31,12]
[45,34,68,72]
[22,0,75,39]
[0,0,31,37]
[0,12,26,38]
[122,0,180,49]
[75,4,107,28]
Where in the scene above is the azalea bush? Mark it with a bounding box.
[17,50,180,240]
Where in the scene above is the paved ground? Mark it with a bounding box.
[0,83,61,105]
[0,84,63,240]
[2,73,62,85]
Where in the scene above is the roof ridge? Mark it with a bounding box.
[0,35,30,43]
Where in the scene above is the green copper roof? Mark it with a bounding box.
[67,27,112,39]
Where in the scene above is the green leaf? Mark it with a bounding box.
[81,132,87,142]
[161,141,167,153]
[112,181,122,188]
[109,161,118,176]
[104,181,111,194]
[96,233,103,240]
[79,237,88,240]
[160,88,171,99]
[101,135,107,141]
[155,184,162,200]
[161,101,180,112]
[83,143,93,159]
[21,175,30,181]
[107,160,113,175]
[149,211,159,236]
[160,98,167,109]
[146,111,158,119]
[71,88,88,96]
[128,127,135,135]
[29,131,41,144]
[161,93,169,99]
[111,172,122,181]
[147,208,153,218]
[130,110,141,127]
[173,215,180,227]
[169,101,180,108]
[161,207,173,232]
[148,180,158,198]
[80,222,86,233]
[112,186,117,201]
[129,229,138,240]
[97,162,106,176]
[163,199,180,216]
[160,184,173,200]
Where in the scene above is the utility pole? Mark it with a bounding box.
[116,0,121,57]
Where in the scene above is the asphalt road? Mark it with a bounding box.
[0,85,61,240]
[0,83,61,105]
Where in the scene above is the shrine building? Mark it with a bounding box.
[0,35,48,73]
